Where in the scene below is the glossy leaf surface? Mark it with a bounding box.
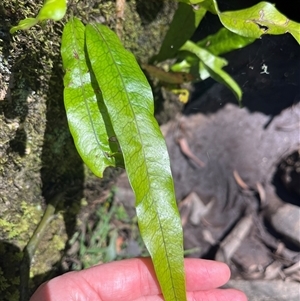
[61,18,122,177]
[217,1,300,43]
[85,23,186,301]
[175,1,300,48]
[203,0,300,43]
[181,40,242,100]
[197,27,255,55]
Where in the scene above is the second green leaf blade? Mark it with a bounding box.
[61,18,122,177]
[85,23,186,301]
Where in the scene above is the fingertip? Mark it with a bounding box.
[215,260,231,280]
[184,258,232,290]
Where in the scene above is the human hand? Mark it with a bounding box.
[30,257,247,301]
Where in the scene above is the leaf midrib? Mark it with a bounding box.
[92,24,179,299]
[70,20,110,159]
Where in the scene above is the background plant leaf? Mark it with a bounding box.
[37,0,67,21]
[171,27,255,73]
[10,0,67,34]
[152,2,206,63]
[181,40,242,100]
[178,0,215,8]
[61,18,122,178]
[212,0,300,44]
[10,18,38,34]
[197,27,255,55]
[86,23,186,301]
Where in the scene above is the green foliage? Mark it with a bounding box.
[70,193,144,269]
[10,0,67,34]
[156,0,300,101]
[36,0,67,21]
[171,28,255,87]
[61,18,186,301]
[196,28,255,56]
[213,1,300,43]
[75,197,119,268]
[172,27,255,74]
[153,2,206,62]
[181,40,242,100]
[9,18,38,34]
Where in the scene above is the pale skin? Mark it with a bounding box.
[30,258,248,301]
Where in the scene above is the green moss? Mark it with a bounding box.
[122,0,177,62]
[52,234,66,251]
[27,211,68,289]
[0,202,42,242]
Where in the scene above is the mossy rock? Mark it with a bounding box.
[0,1,177,300]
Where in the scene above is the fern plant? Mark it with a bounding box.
[10,0,300,300]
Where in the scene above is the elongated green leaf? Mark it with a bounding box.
[171,28,254,73]
[153,2,206,62]
[86,24,186,301]
[212,0,300,43]
[61,18,122,177]
[10,18,38,34]
[197,27,255,55]
[181,40,242,100]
